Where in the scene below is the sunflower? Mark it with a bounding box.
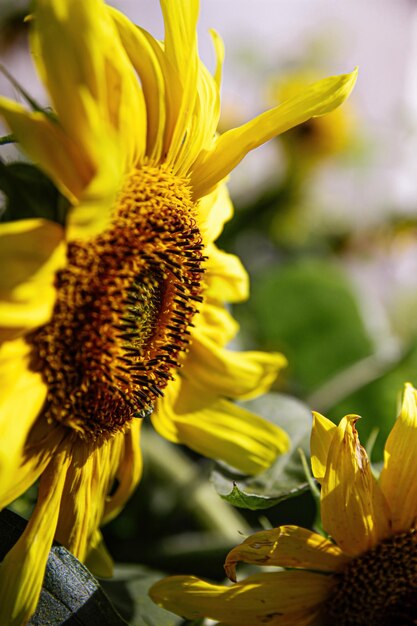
[0,0,356,623]
[151,382,417,626]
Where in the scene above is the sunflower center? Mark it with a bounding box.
[28,165,204,440]
[324,529,417,626]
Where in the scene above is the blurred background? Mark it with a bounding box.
[2,1,417,622]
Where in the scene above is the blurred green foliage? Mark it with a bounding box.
[245,258,373,394]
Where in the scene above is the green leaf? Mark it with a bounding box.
[0,160,68,225]
[100,564,183,626]
[211,393,312,510]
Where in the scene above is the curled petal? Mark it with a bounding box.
[210,29,224,90]
[225,525,350,582]
[160,0,200,167]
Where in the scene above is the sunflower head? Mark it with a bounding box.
[27,164,205,440]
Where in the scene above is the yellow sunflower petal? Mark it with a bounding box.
[0,99,90,201]
[193,302,239,347]
[320,415,390,556]
[84,529,114,579]
[176,26,224,177]
[0,338,49,499]
[0,414,64,510]
[158,2,221,176]
[153,377,289,474]
[0,219,65,339]
[379,383,417,533]
[204,244,249,303]
[198,183,234,244]
[54,447,97,562]
[177,56,221,176]
[191,69,358,198]
[224,525,350,582]
[210,29,224,90]
[160,0,199,166]
[103,419,143,523]
[64,106,123,241]
[32,0,146,170]
[310,411,337,484]
[53,422,140,566]
[109,7,166,160]
[0,447,70,626]
[150,571,331,626]
[160,0,199,87]
[55,433,122,561]
[185,329,286,400]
